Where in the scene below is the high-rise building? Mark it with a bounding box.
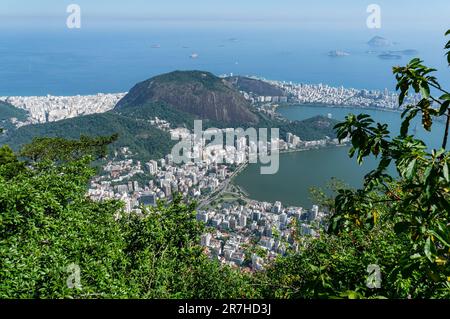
[252,211,261,222]
[138,191,156,207]
[121,194,132,213]
[116,184,129,194]
[310,205,319,220]
[221,220,230,230]
[239,214,247,228]
[280,212,288,226]
[286,133,294,144]
[171,181,179,193]
[252,253,264,271]
[272,201,282,214]
[264,226,273,238]
[196,211,209,224]
[229,218,237,230]
[201,233,212,247]
[163,182,172,198]
[237,137,247,151]
[146,160,159,175]
[211,216,222,228]
[166,154,174,165]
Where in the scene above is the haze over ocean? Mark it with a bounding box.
[0,1,448,96]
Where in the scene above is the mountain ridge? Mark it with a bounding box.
[116,71,260,125]
[1,71,339,161]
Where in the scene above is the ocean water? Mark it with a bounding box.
[0,23,449,96]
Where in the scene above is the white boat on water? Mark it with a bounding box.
[190,53,199,59]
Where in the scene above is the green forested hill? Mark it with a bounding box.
[0,71,338,161]
[0,101,28,122]
[1,112,175,160]
[0,102,29,136]
[1,107,337,161]
[116,101,204,129]
[226,76,286,97]
[257,114,339,141]
[115,70,260,125]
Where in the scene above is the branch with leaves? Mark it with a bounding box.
[329,29,450,295]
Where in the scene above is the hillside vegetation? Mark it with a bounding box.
[1,112,174,160]
[0,101,28,136]
[226,76,286,97]
[1,71,339,161]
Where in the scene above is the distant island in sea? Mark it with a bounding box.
[366,36,419,60]
[328,50,350,57]
[378,53,402,60]
[368,35,392,47]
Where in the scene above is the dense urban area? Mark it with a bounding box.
[0,77,420,127]
[0,78,418,270]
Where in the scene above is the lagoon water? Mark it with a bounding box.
[233,105,446,207]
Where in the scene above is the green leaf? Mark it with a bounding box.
[394,222,411,234]
[439,100,450,116]
[348,147,356,158]
[410,253,422,259]
[419,84,430,99]
[405,158,417,180]
[424,237,433,262]
[428,230,450,248]
[400,109,418,137]
[443,163,449,182]
[423,165,433,181]
[410,57,422,65]
[399,91,406,106]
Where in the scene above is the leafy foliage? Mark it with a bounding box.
[261,226,409,299]
[326,29,450,297]
[120,196,257,298]
[2,30,450,301]
[0,138,256,298]
[0,101,28,135]
[1,112,175,161]
[251,30,450,300]
[0,145,26,180]
[19,134,118,162]
[0,101,28,122]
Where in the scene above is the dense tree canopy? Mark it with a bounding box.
[0,139,255,298]
[258,29,450,299]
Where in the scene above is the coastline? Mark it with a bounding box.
[275,102,404,115]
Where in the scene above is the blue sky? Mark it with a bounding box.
[1,0,448,31]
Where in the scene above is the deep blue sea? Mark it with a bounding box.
[1,23,449,96]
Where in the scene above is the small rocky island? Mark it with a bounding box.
[328,50,350,57]
[368,36,392,47]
